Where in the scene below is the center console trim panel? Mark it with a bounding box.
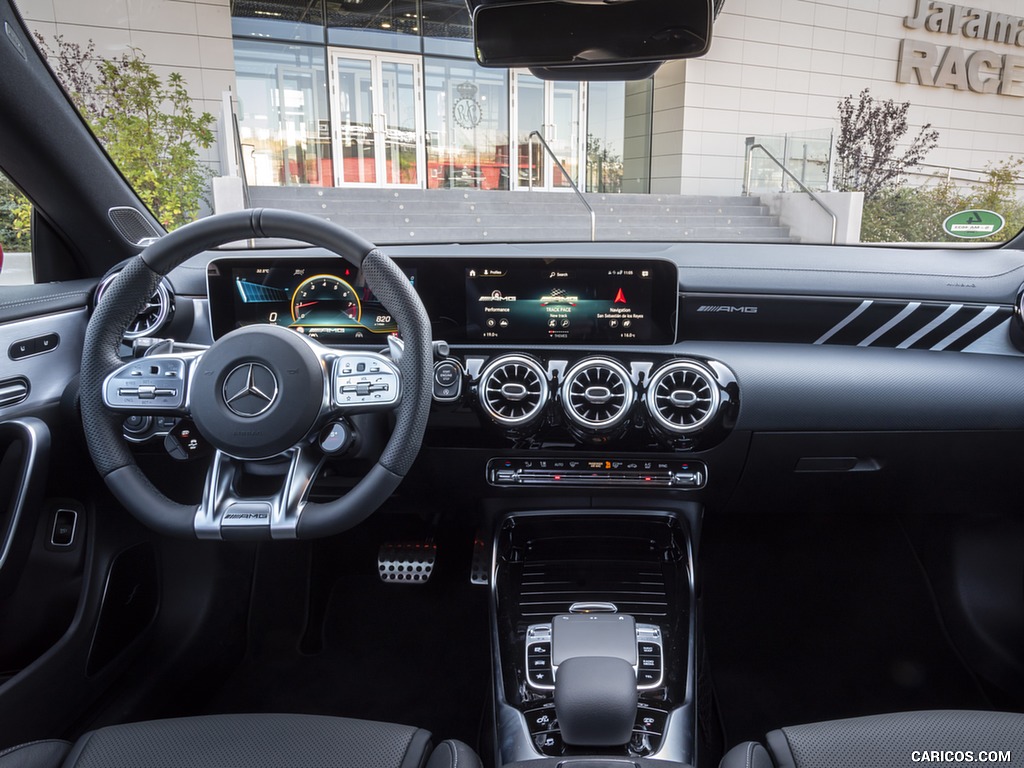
[490,509,696,766]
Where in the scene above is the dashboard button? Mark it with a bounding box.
[432,360,462,402]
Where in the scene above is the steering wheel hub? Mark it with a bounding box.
[188,325,325,460]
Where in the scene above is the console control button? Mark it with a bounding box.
[433,360,463,402]
[637,670,661,685]
[527,642,551,656]
[533,730,563,755]
[528,670,553,686]
[524,706,558,734]
[638,655,661,671]
[638,642,658,655]
[528,656,551,670]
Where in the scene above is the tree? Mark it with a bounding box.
[0,175,31,251]
[35,35,215,230]
[835,89,939,200]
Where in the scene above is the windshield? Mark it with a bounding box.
[6,0,1024,248]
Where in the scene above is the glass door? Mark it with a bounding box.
[511,72,585,191]
[329,50,424,187]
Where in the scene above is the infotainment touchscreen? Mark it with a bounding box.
[464,261,675,344]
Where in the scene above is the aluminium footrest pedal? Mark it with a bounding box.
[378,541,436,584]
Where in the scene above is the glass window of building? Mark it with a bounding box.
[234,41,333,187]
[326,0,421,52]
[586,80,652,194]
[425,60,509,190]
[231,0,325,43]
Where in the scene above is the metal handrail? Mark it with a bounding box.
[527,130,596,242]
[744,142,838,245]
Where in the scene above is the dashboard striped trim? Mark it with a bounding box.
[683,293,1015,354]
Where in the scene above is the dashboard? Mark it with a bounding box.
[110,240,1024,513]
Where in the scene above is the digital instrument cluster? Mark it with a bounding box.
[207,259,405,344]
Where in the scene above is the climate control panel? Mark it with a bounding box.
[487,457,706,489]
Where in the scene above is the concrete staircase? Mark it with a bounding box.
[248,187,795,244]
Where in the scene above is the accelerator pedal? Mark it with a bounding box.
[378,541,436,584]
[470,531,490,586]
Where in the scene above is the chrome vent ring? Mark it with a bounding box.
[478,355,550,427]
[560,357,634,431]
[645,360,720,435]
[96,272,173,340]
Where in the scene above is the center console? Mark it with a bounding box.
[491,512,695,766]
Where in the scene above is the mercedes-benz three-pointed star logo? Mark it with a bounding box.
[222,363,279,417]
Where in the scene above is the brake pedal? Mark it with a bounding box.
[378,541,436,584]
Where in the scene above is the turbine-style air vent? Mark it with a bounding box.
[645,360,720,434]
[95,273,174,340]
[560,357,634,432]
[478,355,549,428]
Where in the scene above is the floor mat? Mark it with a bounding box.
[700,513,990,748]
[203,516,490,750]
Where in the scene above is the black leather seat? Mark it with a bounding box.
[721,710,1024,768]
[0,713,481,768]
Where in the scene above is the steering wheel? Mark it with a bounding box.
[79,209,432,540]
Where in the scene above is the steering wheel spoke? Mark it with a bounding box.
[327,350,402,416]
[102,351,202,416]
[194,445,324,540]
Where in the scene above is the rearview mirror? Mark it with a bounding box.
[469,0,714,74]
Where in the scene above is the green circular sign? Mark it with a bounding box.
[943,209,1006,239]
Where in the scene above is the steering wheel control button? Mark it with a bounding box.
[123,415,153,440]
[333,353,400,410]
[223,362,278,417]
[164,421,209,461]
[104,356,187,410]
[432,360,463,402]
[319,421,353,454]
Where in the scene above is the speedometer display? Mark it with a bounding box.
[290,275,362,325]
